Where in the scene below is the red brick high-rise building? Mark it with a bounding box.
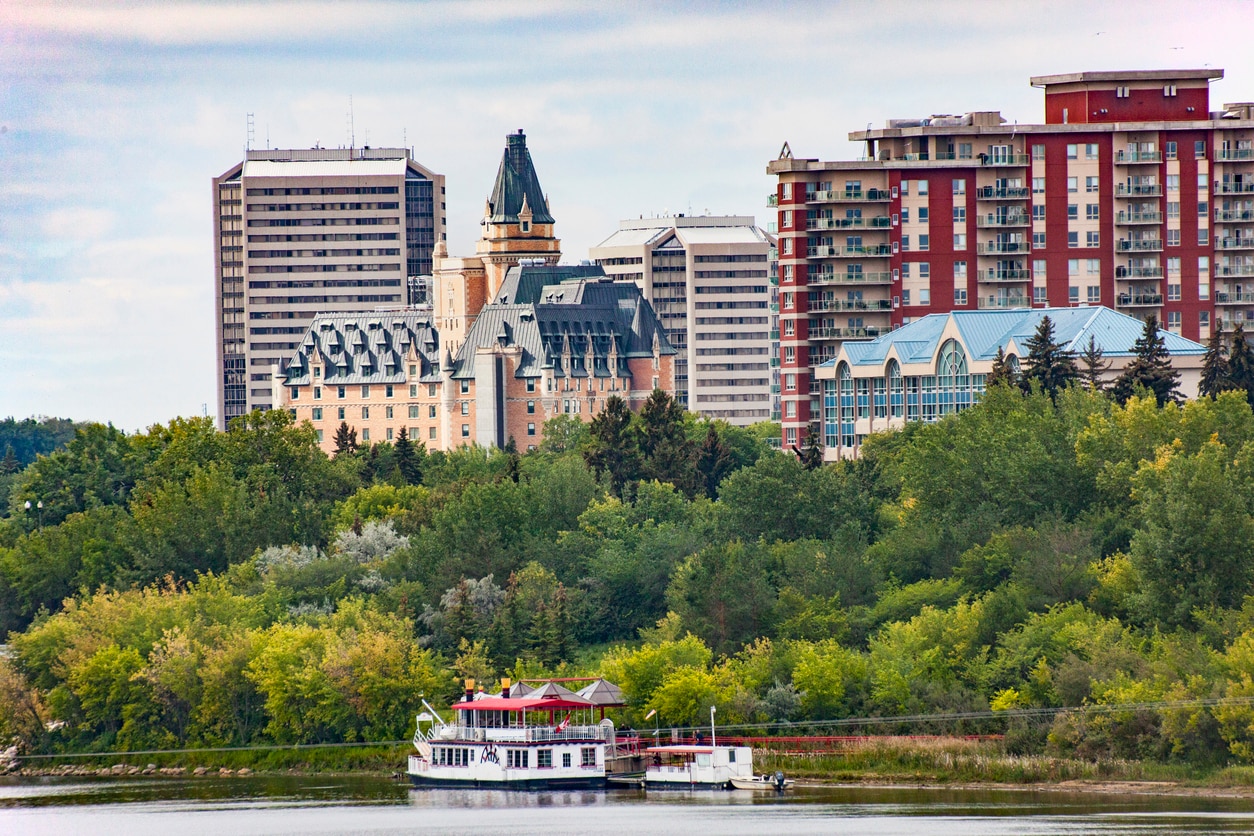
[768,69,1254,449]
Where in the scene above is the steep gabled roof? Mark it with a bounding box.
[283,312,441,385]
[493,264,605,305]
[487,130,555,225]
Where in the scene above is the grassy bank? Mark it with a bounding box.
[12,744,412,777]
[752,737,1240,787]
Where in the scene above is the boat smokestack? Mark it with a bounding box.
[464,678,475,702]
[501,677,511,699]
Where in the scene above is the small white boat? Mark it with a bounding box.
[643,744,754,788]
[730,771,794,791]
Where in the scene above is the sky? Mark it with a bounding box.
[1,0,1251,431]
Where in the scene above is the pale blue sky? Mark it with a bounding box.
[1,0,1249,430]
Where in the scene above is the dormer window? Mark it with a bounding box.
[521,220,531,233]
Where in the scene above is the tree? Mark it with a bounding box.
[1198,326,1230,399]
[694,424,734,499]
[1020,315,1077,399]
[583,395,641,497]
[0,445,19,475]
[1111,315,1180,406]
[332,422,358,457]
[393,427,423,485]
[987,347,1017,389]
[1229,324,1254,408]
[638,389,696,493]
[1079,335,1110,394]
[800,425,824,471]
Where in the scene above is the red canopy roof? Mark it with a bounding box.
[451,696,592,711]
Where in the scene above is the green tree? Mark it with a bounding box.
[539,414,590,453]
[0,445,19,475]
[638,389,697,494]
[1079,335,1110,394]
[1020,315,1078,400]
[800,425,824,470]
[1199,326,1230,399]
[393,427,423,485]
[1229,324,1254,407]
[666,541,778,655]
[583,395,641,497]
[694,423,734,499]
[332,422,358,456]
[986,346,1017,388]
[1111,315,1180,406]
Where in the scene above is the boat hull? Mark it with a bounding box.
[409,774,608,790]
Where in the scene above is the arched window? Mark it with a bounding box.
[937,340,971,416]
[1007,354,1021,375]
[887,359,903,418]
[837,363,855,449]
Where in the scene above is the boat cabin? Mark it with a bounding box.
[644,744,754,787]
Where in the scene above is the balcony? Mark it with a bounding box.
[975,212,1031,228]
[1117,238,1164,252]
[975,186,1031,200]
[1117,293,1164,306]
[1215,182,1254,195]
[809,326,885,340]
[808,188,892,203]
[1220,265,1254,277]
[807,299,893,313]
[1115,266,1165,279]
[769,356,780,368]
[1115,184,1164,197]
[806,245,892,258]
[980,153,1031,166]
[1217,149,1254,162]
[807,271,893,286]
[982,268,1032,282]
[1218,238,1254,251]
[977,241,1030,255]
[1216,210,1254,222]
[1116,211,1164,225]
[768,194,778,206]
[978,296,1030,309]
[1216,292,1254,305]
[805,216,892,231]
[1115,150,1163,164]
[769,302,779,312]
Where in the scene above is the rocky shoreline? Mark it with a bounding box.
[5,762,260,779]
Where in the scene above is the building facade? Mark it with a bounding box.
[213,147,446,427]
[277,269,675,454]
[816,306,1206,460]
[769,69,1254,449]
[590,216,776,425]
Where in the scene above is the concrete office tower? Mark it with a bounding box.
[591,216,775,425]
[213,147,446,427]
[769,68,1254,450]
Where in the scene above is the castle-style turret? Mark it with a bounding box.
[476,130,561,298]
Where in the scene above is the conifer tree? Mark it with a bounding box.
[800,425,824,471]
[986,346,1017,389]
[1199,326,1231,399]
[332,421,357,456]
[393,427,423,485]
[0,444,19,475]
[1079,334,1110,394]
[1111,314,1180,406]
[1020,315,1077,399]
[694,423,734,499]
[1228,323,1254,408]
[584,395,642,497]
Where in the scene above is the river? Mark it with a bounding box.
[4,775,1254,835]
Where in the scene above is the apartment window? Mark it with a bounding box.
[1199,201,1209,217]
[1116,86,1130,98]
[1069,286,1080,304]
[954,260,967,278]
[361,406,370,419]
[337,386,345,399]
[290,387,299,400]
[1087,286,1101,303]
[1087,231,1100,247]
[312,407,323,420]
[526,378,536,392]
[527,400,535,414]
[919,287,930,304]
[313,367,321,379]
[527,423,536,436]
[1067,144,1078,159]
[1168,283,1182,301]
[408,405,419,419]
[901,262,910,278]
[461,424,470,438]
[1086,176,1099,193]
[918,207,929,223]
[1067,177,1078,193]
[362,429,370,442]
[313,386,321,400]
[1068,259,1080,277]
[1167,257,1181,275]
[783,264,794,281]
[1032,144,1045,161]
[785,373,796,391]
[902,289,911,305]
[1033,177,1045,194]
[1033,232,1046,248]
[1165,141,1177,160]
[901,207,910,224]
[386,384,394,398]
[461,402,469,415]
[781,183,792,200]
[409,384,417,397]
[1167,311,1182,329]
[919,262,930,278]
[1200,256,1210,274]
[1199,228,1210,246]
[429,405,437,418]
[1200,279,1210,300]
[409,364,417,377]
[1201,311,1211,329]
[460,380,469,394]
[918,234,929,251]
[1164,85,1178,97]
[1086,204,1099,220]
[954,288,968,305]
[429,426,437,440]
[1033,205,1046,221]
[361,385,370,398]
[386,428,394,441]
[1167,229,1181,247]
[1034,287,1048,304]
[1196,140,1207,159]
[953,178,965,195]
[334,406,344,420]
[953,206,966,223]
[783,319,794,336]
[917,180,928,196]
[1167,201,1180,219]
[1068,231,1079,248]
[1167,174,1180,191]
[429,384,437,397]
[900,181,909,196]
[1087,259,1101,275]
[1034,259,1047,277]
[901,235,910,252]
[1199,172,1208,190]
[781,210,792,229]
[385,406,393,419]
[954,233,966,250]
[1067,204,1079,220]
[785,346,795,363]
[1085,144,1099,160]
[959,142,973,159]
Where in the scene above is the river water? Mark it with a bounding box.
[4,775,1254,835]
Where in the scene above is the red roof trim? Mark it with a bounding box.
[451,697,592,711]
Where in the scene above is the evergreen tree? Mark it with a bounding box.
[986,347,1017,389]
[393,427,423,485]
[1079,335,1110,394]
[332,422,357,456]
[1199,326,1231,399]
[800,425,824,471]
[1111,314,1180,406]
[1019,315,1077,399]
[1228,324,1254,408]
[0,444,19,475]
[583,395,642,497]
[638,389,696,492]
[694,424,734,499]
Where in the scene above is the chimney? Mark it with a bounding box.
[464,678,475,702]
[501,677,512,699]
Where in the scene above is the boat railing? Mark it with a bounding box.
[449,724,610,743]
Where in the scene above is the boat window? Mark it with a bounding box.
[696,754,711,768]
[728,749,736,762]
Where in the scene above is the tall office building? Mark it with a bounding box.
[213,147,445,427]
[768,69,1254,449]
[590,216,775,425]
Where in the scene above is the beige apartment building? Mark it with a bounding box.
[213,147,445,427]
[590,216,775,425]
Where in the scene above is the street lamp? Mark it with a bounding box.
[24,500,43,529]
[710,705,717,748]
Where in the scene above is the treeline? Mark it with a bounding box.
[8,380,1254,768]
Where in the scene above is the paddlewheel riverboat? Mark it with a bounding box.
[407,678,631,789]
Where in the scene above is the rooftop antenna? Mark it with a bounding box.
[265,123,270,150]
[246,113,255,152]
[347,95,356,150]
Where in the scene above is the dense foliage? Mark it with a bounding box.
[6,386,1254,769]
